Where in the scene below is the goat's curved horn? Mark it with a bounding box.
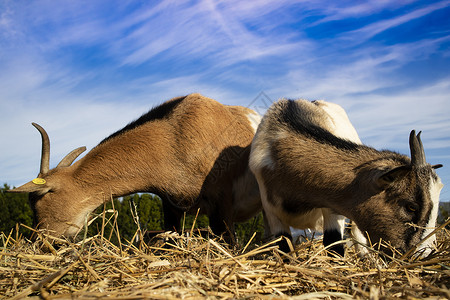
[57,146,87,168]
[32,123,50,176]
[409,130,426,166]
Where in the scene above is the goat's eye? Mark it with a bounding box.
[406,204,418,213]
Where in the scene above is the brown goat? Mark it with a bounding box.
[10,93,262,241]
[250,99,443,256]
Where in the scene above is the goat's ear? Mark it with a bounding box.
[376,166,410,189]
[8,178,51,195]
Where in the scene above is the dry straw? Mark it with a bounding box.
[1,210,449,299]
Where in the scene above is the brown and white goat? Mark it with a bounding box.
[10,93,262,241]
[249,99,443,256]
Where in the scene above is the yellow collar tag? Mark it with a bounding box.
[32,178,46,185]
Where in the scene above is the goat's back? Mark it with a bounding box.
[76,93,258,204]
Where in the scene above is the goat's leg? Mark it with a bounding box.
[206,188,236,244]
[321,208,346,256]
[265,210,292,253]
[351,222,369,256]
[162,197,183,232]
[255,175,292,253]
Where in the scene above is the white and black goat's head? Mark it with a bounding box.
[353,131,443,255]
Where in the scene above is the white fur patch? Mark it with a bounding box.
[249,126,276,172]
[350,223,370,256]
[283,208,322,230]
[321,208,346,235]
[317,100,362,144]
[246,111,262,133]
[417,174,443,254]
[249,144,275,171]
[264,198,324,231]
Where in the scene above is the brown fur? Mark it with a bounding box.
[10,94,262,240]
[250,99,443,253]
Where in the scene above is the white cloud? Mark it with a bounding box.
[113,0,312,68]
[347,78,450,147]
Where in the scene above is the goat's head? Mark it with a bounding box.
[9,123,91,238]
[354,130,443,255]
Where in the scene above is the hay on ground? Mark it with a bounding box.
[1,218,449,299]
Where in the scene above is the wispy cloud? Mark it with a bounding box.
[311,0,415,24]
[115,0,309,68]
[339,0,450,42]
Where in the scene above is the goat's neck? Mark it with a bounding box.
[71,137,204,202]
[312,145,407,218]
[71,152,163,199]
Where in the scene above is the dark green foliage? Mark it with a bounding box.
[136,194,164,231]
[87,193,165,243]
[183,213,209,230]
[0,184,34,238]
[236,212,265,245]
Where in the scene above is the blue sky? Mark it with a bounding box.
[1,0,449,202]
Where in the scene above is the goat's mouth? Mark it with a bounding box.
[62,222,84,237]
[33,219,82,240]
[362,236,407,257]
